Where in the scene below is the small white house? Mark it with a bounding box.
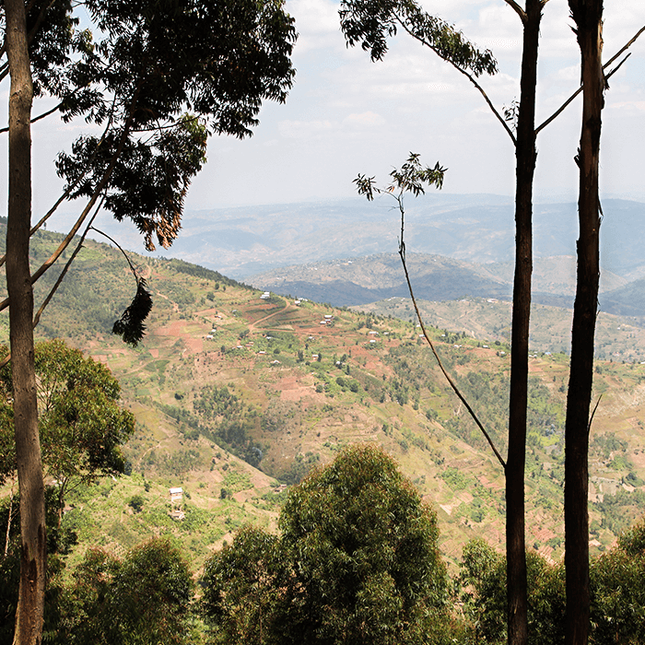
[169,487,183,505]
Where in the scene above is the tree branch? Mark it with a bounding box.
[587,394,602,435]
[503,0,527,24]
[32,197,104,329]
[395,194,506,469]
[536,24,645,134]
[89,227,139,277]
[397,19,517,146]
[0,117,113,270]
[0,101,62,134]
[0,116,135,313]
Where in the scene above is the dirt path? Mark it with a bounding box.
[248,304,296,332]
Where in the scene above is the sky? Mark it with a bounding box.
[179,0,645,208]
[11,0,645,219]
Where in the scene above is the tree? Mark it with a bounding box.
[52,538,194,645]
[590,520,645,645]
[0,486,78,645]
[564,2,605,643]
[0,340,135,524]
[2,1,296,642]
[458,518,645,645]
[201,526,291,645]
[340,2,545,640]
[201,444,450,645]
[340,3,643,643]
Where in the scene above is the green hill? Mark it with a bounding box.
[2,225,645,571]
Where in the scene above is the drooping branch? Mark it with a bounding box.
[354,156,506,469]
[90,227,153,346]
[394,194,506,468]
[396,20,517,146]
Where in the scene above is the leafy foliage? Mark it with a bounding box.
[112,277,153,346]
[52,538,193,645]
[590,520,645,645]
[339,0,497,75]
[460,539,565,645]
[201,526,291,644]
[354,152,446,203]
[0,340,135,512]
[202,444,451,644]
[47,0,297,245]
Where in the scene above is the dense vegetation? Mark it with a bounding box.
[3,445,645,644]
[2,228,645,641]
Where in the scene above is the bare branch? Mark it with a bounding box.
[394,193,506,469]
[397,19,517,146]
[604,25,645,71]
[28,113,136,286]
[536,24,645,134]
[0,113,136,313]
[0,101,62,134]
[89,227,139,277]
[587,394,602,435]
[535,86,582,135]
[503,0,527,23]
[32,198,104,329]
[604,54,630,82]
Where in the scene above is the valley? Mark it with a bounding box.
[2,226,645,573]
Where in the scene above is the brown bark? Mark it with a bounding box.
[564,2,604,644]
[4,1,45,644]
[505,3,542,644]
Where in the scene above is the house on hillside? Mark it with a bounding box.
[169,487,185,521]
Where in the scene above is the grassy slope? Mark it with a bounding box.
[2,229,645,572]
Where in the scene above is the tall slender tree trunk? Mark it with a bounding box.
[506,3,542,644]
[564,2,604,645]
[5,2,45,644]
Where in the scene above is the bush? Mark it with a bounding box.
[128,495,144,513]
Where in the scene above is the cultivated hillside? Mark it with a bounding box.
[2,227,645,570]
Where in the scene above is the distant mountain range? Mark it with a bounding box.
[86,195,645,281]
[245,252,645,319]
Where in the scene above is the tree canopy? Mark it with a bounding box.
[0,340,134,514]
[201,444,450,645]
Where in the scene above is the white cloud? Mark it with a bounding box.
[342,111,386,127]
[278,119,336,140]
[287,0,344,54]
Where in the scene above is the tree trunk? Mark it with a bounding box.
[564,2,604,644]
[506,3,542,644]
[5,2,45,644]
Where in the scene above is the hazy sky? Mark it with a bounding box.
[181,0,645,208]
[17,0,645,218]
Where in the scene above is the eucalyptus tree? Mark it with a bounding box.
[340,1,546,641]
[340,2,642,643]
[564,2,605,643]
[2,1,297,643]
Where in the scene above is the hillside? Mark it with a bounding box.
[2,227,645,571]
[249,252,645,358]
[247,251,627,307]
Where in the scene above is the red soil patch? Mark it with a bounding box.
[277,375,318,402]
